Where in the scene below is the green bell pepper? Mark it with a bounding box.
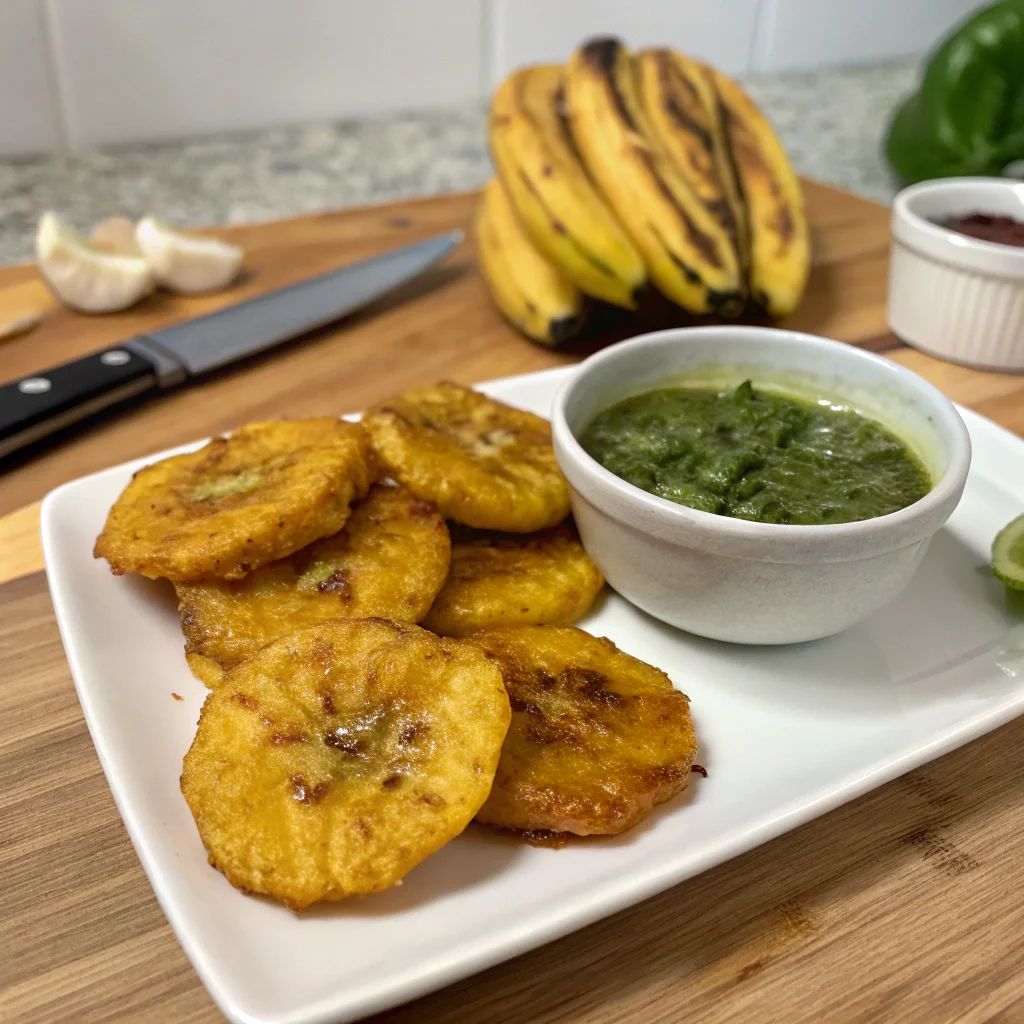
[885,0,1024,183]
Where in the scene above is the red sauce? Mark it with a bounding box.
[940,212,1024,248]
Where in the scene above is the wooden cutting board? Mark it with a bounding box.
[3,182,1024,1024]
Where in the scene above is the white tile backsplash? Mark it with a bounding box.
[489,0,762,83]
[46,0,486,148]
[752,0,985,72]
[0,0,63,155]
[0,0,994,156]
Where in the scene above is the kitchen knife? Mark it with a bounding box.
[0,230,462,460]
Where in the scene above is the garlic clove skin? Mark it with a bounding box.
[35,211,155,314]
[0,311,44,341]
[135,216,243,294]
[91,216,144,257]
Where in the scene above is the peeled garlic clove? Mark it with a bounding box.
[91,216,143,256]
[35,211,154,314]
[135,216,243,294]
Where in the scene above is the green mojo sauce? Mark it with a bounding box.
[580,381,931,525]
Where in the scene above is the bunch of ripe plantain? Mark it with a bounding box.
[476,37,811,346]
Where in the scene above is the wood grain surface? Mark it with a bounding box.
[3,182,1024,1023]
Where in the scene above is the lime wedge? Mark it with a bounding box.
[992,513,1024,590]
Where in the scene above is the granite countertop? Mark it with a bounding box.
[0,60,917,267]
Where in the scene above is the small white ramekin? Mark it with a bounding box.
[551,326,971,645]
[889,177,1024,370]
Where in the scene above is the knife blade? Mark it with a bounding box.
[0,230,462,460]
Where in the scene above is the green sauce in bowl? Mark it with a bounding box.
[579,380,931,525]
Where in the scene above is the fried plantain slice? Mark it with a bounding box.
[180,618,510,909]
[469,625,697,836]
[362,382,570,533]
[422,522,604,637]
[176,483,451,685]
[94,419,374,582]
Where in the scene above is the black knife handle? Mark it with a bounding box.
[0,347,158,460]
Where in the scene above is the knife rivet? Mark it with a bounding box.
[100,350,130,366]
[18,377,51,394]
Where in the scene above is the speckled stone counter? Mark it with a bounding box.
[0,60,916,266]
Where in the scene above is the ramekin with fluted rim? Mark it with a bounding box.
[889,177,1024,370]
[551,326,972,645]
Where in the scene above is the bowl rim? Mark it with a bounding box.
[891,176,1024,278]
[551,326,972,562]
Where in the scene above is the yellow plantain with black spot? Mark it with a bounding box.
[635,48,749,277]
[709,64,810,318]
[564,37,745,316]
[476,178,585,346]
[488,63,647,309]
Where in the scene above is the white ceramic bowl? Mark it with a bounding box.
[551,326,972,645]
[889,176,1024,370]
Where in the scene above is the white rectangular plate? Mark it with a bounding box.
[42,366,1024,1024]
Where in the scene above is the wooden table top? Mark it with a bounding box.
[2,181,1024,1024]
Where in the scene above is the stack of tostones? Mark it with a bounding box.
[365,381,605,636]
[94,386,698,910]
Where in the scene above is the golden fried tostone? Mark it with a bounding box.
[94,419,374,582]
[180,618,510,909]
[177,483,451,686]
[470,626,697,836]
[362,382,570,533]
[422,523,604,637]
